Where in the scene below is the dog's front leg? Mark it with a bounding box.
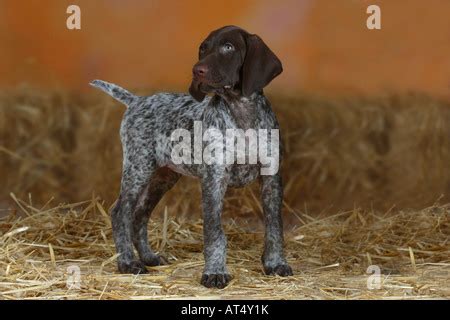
[200,168,231,289]
[260,173,293,276]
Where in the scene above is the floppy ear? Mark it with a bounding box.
[189,81,206,102]
[241,34,283,97]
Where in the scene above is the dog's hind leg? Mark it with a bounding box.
[111,157,157,275]
[132,168,180,266]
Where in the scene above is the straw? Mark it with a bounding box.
[0,197,448,299]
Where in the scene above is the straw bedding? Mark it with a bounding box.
[0,196,448,299]
[0,87,449,299]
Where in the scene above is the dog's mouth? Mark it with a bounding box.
[193,80,233,93]
[189,77,235,102]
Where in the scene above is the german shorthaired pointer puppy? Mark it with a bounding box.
[90,25,292,288]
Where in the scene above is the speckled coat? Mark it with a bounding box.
[90,79,292,288]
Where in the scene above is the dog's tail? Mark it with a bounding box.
[89,80,137,106]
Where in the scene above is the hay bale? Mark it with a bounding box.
[0,87,449,216]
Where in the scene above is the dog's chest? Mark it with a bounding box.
[225,99,258,130]
[159,94,277,186]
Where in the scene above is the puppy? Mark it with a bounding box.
[91,25,292,288]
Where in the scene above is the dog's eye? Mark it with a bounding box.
[222,43,234,52]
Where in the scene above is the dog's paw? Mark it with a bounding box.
[201,273,232,289]
[141,253,169,267]
[118,260,148,275]
[263,263,293,277]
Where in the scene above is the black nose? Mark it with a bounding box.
[193,64,208,78]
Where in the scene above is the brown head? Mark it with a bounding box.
[189,26,283,102]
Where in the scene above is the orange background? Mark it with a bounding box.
[1,0,449,97]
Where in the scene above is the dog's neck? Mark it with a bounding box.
[210,90,262,130]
